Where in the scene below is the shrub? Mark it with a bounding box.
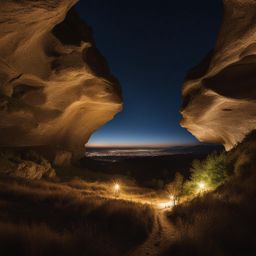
[184,152,230,195]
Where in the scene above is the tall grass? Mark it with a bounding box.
[164,170,256,256]
[0,176,154,256]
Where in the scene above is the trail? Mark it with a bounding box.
[129,209,175,256]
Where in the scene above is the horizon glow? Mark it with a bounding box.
[86,130,198,148]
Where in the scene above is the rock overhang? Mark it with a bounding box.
[0,0,122,162]
[180,0,256,150]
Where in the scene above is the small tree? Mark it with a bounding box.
[165,172,184,205]
[184,152,230,195]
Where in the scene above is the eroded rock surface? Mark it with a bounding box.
[0,0,122,161]
[181,0,256,150]
[0,150,56,180]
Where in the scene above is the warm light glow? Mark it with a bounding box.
[113,183,121,198]
[169,194,175,200]
[112,182,121,197]
[157,201,174,209]
[198,181,206,192]
[114,183,120,192]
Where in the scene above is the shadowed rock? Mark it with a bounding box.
[181,0,256,150]
[0,149,56,180]
[0,0,122,163]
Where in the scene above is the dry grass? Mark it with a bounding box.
[0,175,154,256]
[164,171,256,256]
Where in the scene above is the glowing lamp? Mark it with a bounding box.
[198,181,205,190]
[198,182,207,195]
[114,183,120,192]
[169,194,175,200]
[113,183,121,198]
[169,194,176,206]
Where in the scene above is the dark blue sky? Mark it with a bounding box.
[76,0,223,147]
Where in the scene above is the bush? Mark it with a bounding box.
[184,152,230,195]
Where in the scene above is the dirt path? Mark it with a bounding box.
[129,209,175,256]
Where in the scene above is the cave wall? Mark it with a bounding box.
[0,0,122,163]
[181,0,256,150]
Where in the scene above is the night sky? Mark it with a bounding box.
[76,0,223,147]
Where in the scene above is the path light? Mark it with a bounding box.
[113,183,120,197]
[158,200,174,209]
[169,194,176,206]
[114,183,120,192]
[157,194,176,209]
[198,181,206,194]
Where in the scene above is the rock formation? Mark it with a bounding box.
[180,0,256,150]
[0,0,122,164]
[0,150,56,180]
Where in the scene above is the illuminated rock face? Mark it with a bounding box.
[0,0,122,161]
[181,0,256,150]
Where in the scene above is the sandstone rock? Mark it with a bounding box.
[0,0,122,160]
[227,131,256,176]
[181,0,256,150]
[54,150,72,166]
[0,150,56,180]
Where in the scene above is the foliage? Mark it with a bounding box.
[184,152,230,195]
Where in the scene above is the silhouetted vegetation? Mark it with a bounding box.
[228,130,256,176]
[81,153,212,187]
